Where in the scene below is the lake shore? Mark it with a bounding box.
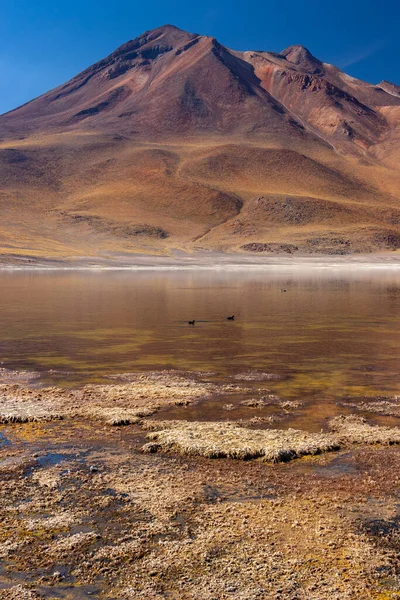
[1,369,400,599]
[1,250,400,270]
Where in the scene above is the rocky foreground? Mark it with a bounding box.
[1,370,400,599]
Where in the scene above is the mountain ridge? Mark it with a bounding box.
[0,24,399,260]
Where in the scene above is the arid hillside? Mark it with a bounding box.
[0,24,399,260]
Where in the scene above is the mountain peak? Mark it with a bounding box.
[144,24,190,36]
[280,44,323,74]
[153,23,182,30]
[129,23,197,47]
[377,80,400,97]
[0,24,400,258]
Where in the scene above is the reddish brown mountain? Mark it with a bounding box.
[0,26,318,145]
[0,24,399,261]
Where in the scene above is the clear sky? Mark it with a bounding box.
[1,0,399,115]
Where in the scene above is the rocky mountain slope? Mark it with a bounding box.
[0,24,399,259]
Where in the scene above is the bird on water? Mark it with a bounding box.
[227,315,235,320]
[188,320,195,325]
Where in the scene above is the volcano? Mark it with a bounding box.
[1,24,400,260]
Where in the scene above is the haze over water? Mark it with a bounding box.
[0,270,399,403]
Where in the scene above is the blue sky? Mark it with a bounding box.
[1,0,399,115]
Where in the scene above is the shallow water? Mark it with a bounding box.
[0,269,399,405]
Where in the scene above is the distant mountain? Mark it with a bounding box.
[1,24,400,261]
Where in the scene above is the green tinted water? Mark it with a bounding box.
[0,270,399,401]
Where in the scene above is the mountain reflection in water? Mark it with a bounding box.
[0,269,399,401]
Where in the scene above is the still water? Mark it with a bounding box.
[0,270,399,402]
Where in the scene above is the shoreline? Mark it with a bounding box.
[1,368,400,598]
[1,251,400,270]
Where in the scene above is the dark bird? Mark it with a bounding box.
[281,289,287,292]
[188,320,195,325]
[227,315,235,320]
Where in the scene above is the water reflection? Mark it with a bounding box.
[0,270,399,398]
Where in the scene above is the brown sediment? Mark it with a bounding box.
[2,372,400,598]
[244,415,284,425]
[75,373,245,425]
[0,372,232,426]
[0,384,66,423]
[240,395,278,407]
[0,587,44,599]
[47,531,100,556]
[234,371,283,381]
[24,511,79,531]
[142,416,400,463]
[240,395,303,409]
[106,370,216,382]
[330,414,400,444]
[0,368,41,385]
[1,417,400,599]
[339,395,400,418]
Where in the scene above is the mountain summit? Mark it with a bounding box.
[0,25,400,261]
[280,45,323,73]
[3,24,399,151]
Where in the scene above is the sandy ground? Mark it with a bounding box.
[1,369,400,599]
[1,250,400,270]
